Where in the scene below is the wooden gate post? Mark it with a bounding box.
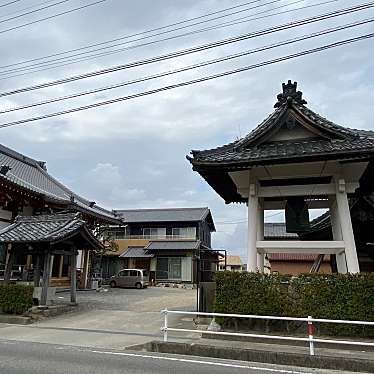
[3,244,14,284]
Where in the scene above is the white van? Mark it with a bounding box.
[109,269,149,289]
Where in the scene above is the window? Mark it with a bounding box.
[142,227,166,238]
[171,227,196,239]
[156,257,182,280]
[119,270,129,277]
[106,229,127,240]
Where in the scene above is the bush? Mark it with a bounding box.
[214,272,374,337]
[0,284,33,314]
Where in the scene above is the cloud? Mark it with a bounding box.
[1,0,373,261]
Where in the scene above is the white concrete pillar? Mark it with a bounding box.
[334,178,360,273]
[329,196,347,273]
[257,198,264,273]
[247,183,258,272]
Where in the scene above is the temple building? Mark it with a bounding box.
[188,81,374,273]
[0,143,121,289]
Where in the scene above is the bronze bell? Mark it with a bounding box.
[285,197,310,233]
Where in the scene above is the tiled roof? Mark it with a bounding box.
[119,247,154,258]
[191,137,374,166]
[188,82,374,167]
[264,223,298,239]
[146,240,201,251]
[187,81,374,203]
[115,207,215,229]
[220,255,242,266]
[0,143,120,224]
[0,213,102,249]
[268,253,330,262]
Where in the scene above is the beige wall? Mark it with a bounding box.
[107,239,150,256]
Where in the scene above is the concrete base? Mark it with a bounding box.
[143,341,374,373]
[201,332,374,352]
[28,304,79,320]
[33,287,57,306]
[0,313,32,325]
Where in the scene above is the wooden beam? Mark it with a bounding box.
[263,199,329,210]
[257,183,359,198]
[256,240,345,254]
[70,250,77,305]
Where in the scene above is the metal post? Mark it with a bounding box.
[308,315,315,356]
[163,309,168,342]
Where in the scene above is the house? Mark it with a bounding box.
[0,142,120,288]
[188,80,374,274]
[102,207,219,283]
[219,255,243,271]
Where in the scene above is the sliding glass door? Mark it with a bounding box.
[156,257,182,280]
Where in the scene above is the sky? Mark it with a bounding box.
[0,0,373,261]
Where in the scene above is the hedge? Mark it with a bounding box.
[0,284,34,314]
[214,272,374,337]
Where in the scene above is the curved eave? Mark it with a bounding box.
[191,151,374,204]
[191,147,374,171]
[67,203,122,225]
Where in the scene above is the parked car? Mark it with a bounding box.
[109,269,149,289]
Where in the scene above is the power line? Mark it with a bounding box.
[1,1,372,97]
[217,210,283,224]
[0,0,316,80]
[0,0,72,25]
[0,0,281,70]
[0,0,60,19]
[0,31,372,129]
[0,0,22,8]
[0,0,340,79]
[2,17,372,114]
[0,0,109,35]
[0,0,290,75]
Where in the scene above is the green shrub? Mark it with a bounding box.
[0,284,33,314]
[214,272,374,337]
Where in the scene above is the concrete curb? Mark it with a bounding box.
[0,314,32,325]
[201,332,374,352]
[145,341,374,373]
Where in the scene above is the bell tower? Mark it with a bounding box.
[188,80,374,274]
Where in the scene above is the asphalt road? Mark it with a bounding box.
[0,339,344,374]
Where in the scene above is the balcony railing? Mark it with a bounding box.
[111,234,197,241]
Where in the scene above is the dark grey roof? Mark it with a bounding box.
[116,207,215,228]
[191,137,374,166]
[0,213,102,249]
[188,81,374,168]
[119,247,154,258]
[146,240,201,251]
[0,143,120,224]
[264,223,298,239]
[187,81,374,204]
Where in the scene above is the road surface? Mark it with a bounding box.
[0,339,356,374]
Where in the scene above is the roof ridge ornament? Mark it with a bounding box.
[274,80,307,108]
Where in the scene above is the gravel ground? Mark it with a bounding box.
[55,286,197,312]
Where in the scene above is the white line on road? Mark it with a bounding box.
[90,350,314,373]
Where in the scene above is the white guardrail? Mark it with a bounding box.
[160,309,374,356]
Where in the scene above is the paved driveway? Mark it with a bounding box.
[0,287,197,349]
